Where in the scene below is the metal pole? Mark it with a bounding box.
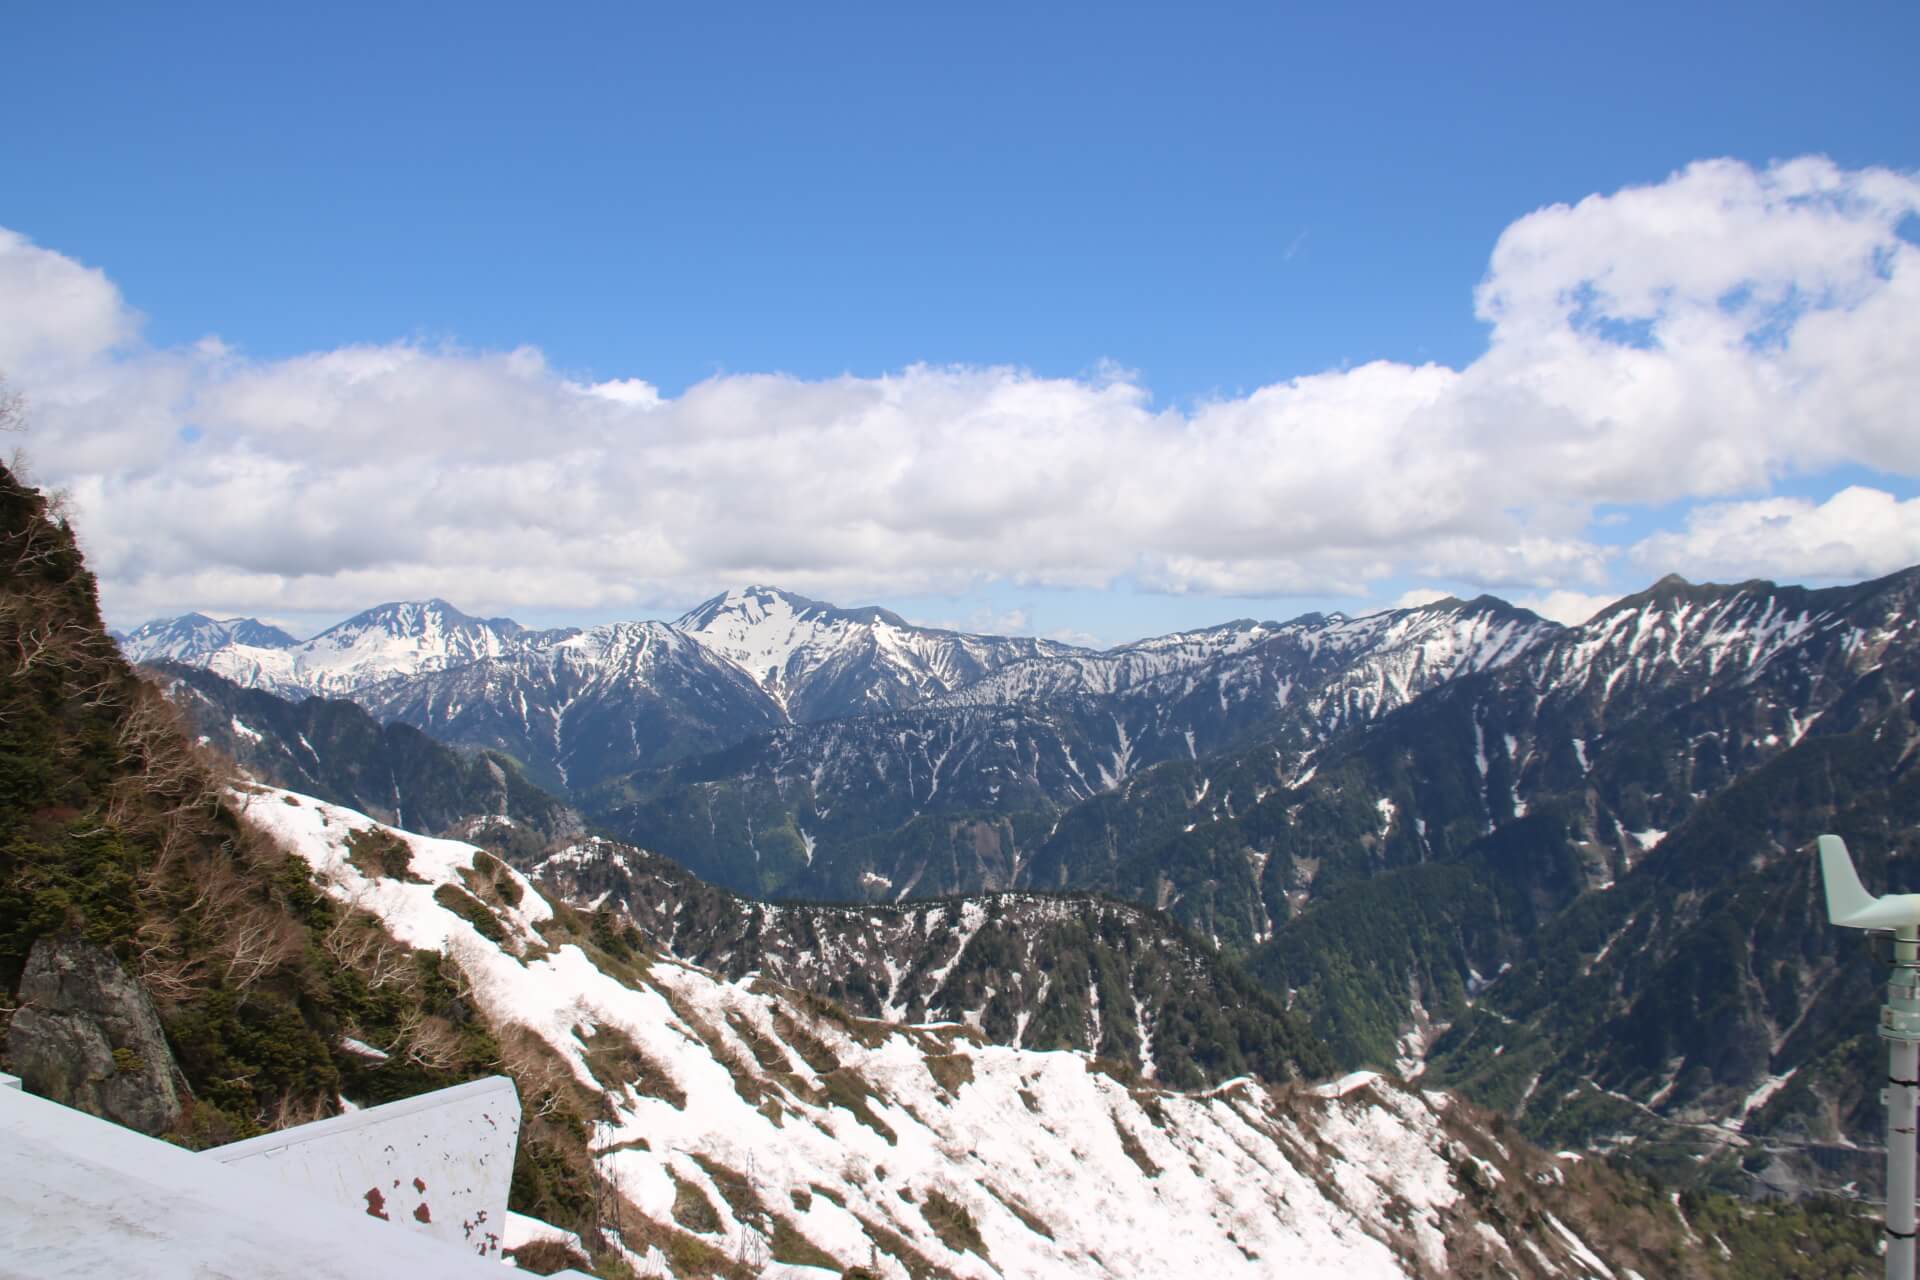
[1884,925,1920,1280]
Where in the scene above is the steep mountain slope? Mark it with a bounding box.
[190,598,575,698]
[253,785,1788,1279]
[151,662,582,858]
[146,660,1334,1090]
[359,621,788,794]
[1423,707,1920,1199]
[583,703,1138,901]
[940,595,1554,724]
[118,612,298,663]
[675,584,1085,719]
[1091,568,1920,1193]
[529,835,1330,1090]
[584,596,1562,904]
[0,464,530,1154]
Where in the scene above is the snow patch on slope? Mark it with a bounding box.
[241,787,1624,1280]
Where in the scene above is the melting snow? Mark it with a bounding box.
[239,787,1626,1280]
[1738,1070,1797,1128]
[1313,1071,1382,1099]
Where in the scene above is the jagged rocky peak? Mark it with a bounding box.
[118,611,299,663]
[672,585,927,684]
[1529,569,1875,710]
[675,583,1083,719]
[223,616,300,648]
[1589,570,1756,618]
[200,599,578,699]
[310,597,525,648]
[1348,590,1556,638]
[676,582,911,634]
[1425,591,1551,622]
[549,616,689,662]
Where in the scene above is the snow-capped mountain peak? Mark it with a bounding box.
[675,584,1085,718]
[184,599,579,699]
[310,597,531,647]
[119,612,299,664]
[940,595,1558,717]
[673,585,885,696]
[1529,573,1860,710]
[676,584,912,634]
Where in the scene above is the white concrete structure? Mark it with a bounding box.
[209,1075,520,1258]
[0,1075,524,1278]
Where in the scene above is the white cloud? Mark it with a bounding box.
[1,154,1917,627]
[575,376,663,407]
[1508,590,1622,627]
[1630,486,1920,583]
[0,229,137,377]
[910,607,1034,636]
[1042,626,1106,648]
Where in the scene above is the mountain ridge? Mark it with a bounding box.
[119,611,300,663]
[5,459,1881,1275]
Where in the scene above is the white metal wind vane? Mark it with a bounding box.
[1819,834,1920,1280]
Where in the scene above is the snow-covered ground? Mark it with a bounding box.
[240,786,1629,1280]
[675,585,1079,714]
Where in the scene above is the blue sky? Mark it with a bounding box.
[3,2,1918,643]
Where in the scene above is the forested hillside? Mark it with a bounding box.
[533,835,1330,1089]
[153,661,582,859]
[147,665,1332,1089]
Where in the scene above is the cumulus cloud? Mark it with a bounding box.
[1390,588,1454,610]
[1508,590,1622,627]
[0,228,137,377]
[911,607,1035,636]
[1630,486,1920,583]
[2,154,1917,626]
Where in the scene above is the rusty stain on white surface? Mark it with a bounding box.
[0,1080,518,1278]
[207,1075,520,1257]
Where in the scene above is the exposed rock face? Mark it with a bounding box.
[7,934,187,1135]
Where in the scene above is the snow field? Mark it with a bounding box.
[247,786,1619,1279]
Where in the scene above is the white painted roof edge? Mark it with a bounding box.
[206,1073,518,1163]
[0,1083,515,1278]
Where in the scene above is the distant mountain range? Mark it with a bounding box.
[121,598,577,699]
[28,459,1804,1279]
[118,586,1086,707]
[120,584,1564,790]
[126,566,1920,1199]
[114,611,299,661]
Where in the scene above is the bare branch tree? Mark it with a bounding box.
[0,375,23,435]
